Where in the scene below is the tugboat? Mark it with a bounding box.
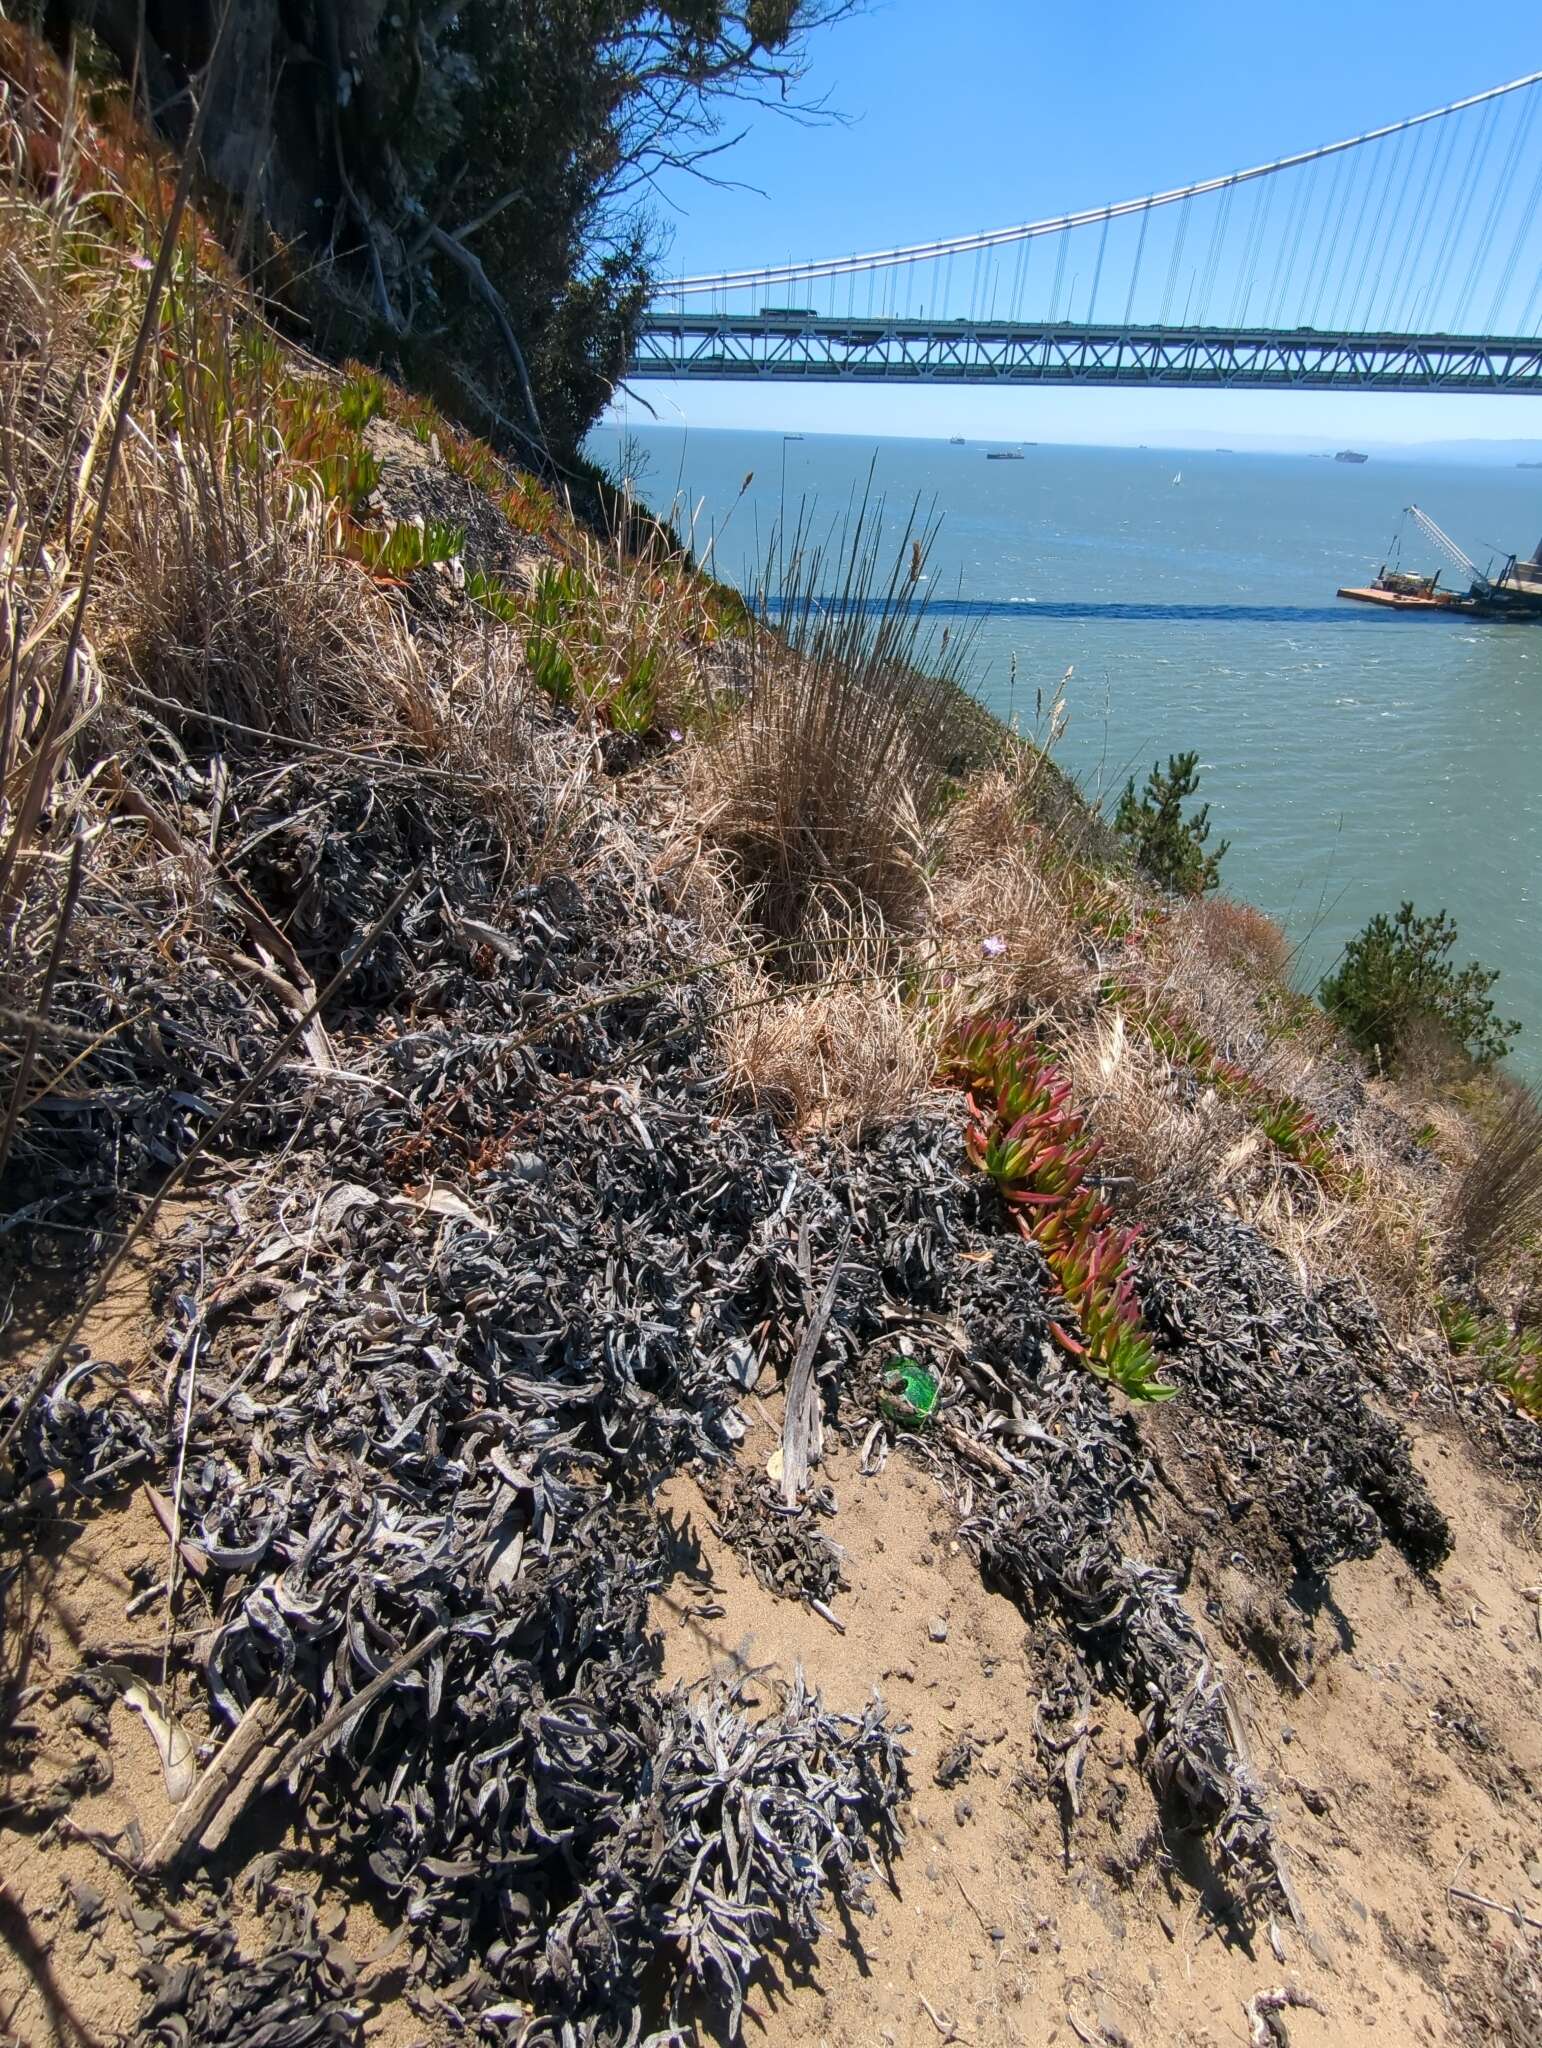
[1338,504,1542,619]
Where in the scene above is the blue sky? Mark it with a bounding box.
[605,1,1542,448]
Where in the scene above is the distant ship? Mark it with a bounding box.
[1519,460,1542,469]
[1171,471,1182,486]
[1335,449,1369,464]
[948,435,966,445]
[986,450,1024,461]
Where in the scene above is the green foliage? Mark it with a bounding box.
[525,631,575,704]
[1493,1326,1542,1418]
[352,520,464,577]
[311,447,383,517]
[1113,752,1227,896]
[609,646,660,733]
[80,4,854,459]
[337,364,388,432]
[1319,902,1519,1071]
[466,568,523,623]
[942,1017,1174,1403]
[1437,1296,1483,1353]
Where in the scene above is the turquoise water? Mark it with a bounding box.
[588,425,1542,1075]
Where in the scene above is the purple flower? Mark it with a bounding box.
[128,253,153,272]
[981,935,1007,959]
[668,727,684,744]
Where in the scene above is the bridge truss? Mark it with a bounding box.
[630,313,1542,393]
[630,71,1542,393]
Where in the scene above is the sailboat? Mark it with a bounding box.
[1171,470,1183,486]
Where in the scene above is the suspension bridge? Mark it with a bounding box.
[629,72,1542,394]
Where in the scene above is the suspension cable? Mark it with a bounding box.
[1415,95,1499,330]
[1362,124,1425,329]
[1487,114,1542,330]
[1455,88,1535,327]
[1122,199,1152,327]
[660,72,1542,295]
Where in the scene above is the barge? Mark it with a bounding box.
[1338,504,1542,620]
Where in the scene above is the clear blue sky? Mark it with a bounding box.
[605,0,1542,449]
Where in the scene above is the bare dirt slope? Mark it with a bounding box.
[656,1407,1542,2048]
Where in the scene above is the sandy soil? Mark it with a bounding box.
[654,1405,1542,2048]
[3,1343,1538,2048]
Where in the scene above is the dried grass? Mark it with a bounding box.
[718,960,932,1140]
[1055,1011,1239,1205]
[931,764,1100,1023]
[693,507,972,970]
[1448,1074,1542,1277]
[1242,1149,1433,1332]
[1175,894,1293,986]
[107,445,430,746]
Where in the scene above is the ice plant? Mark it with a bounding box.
[941,1017,1174,1402]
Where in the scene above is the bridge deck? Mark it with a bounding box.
[629,314,1542,393]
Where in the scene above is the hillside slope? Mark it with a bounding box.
[1,31,1540,2048]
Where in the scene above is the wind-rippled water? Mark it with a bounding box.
[588,424,1542,1076]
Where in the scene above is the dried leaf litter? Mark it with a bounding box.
[1,749,1450,2040]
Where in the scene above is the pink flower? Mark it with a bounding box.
[668,727,684,744]
[128,253,153,272]
[981,935,1007,959]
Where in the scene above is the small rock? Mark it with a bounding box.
[954,1797,974,1826]
[929,1617,949,1643]
[1525,1860,1542,1889]
[884,1663,916,1683]
[1280,1724,1296,1744]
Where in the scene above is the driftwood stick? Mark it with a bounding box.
[780,1228,849,1507]
[1449,1884,1542,1933]
[142,1681,303,1874]
[278,1625,448,1790]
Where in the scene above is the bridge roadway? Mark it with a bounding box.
[629,311,1542,393]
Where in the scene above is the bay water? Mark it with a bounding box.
[588,424,1542,1076]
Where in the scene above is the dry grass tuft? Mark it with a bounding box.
[1448,1075,1542,1279]
[1176,894,1293,987]
[1055,1011,1238,1205]
[694,511,971,969]
[108,445,428,745]
[933,770,1095,1022]
[719,963,932,1139]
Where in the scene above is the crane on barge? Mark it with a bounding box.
[1339,504,1542,617]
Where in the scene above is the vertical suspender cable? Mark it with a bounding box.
[1389,112,1458,328]
[1011,232,1031,319]
[1362,123,1426,329]
[1049,231,1069,321]
[1414,97,1499,330]
[1312,144,1364,325]
[1122,199,1152,327]
[1160,194,1192,323]
[1327,140,1382,325]
[1087,211,1111,321]
[1299,148,1348,322]
[1455,86,1535,326]
[1345,128,1407,329]
[1263,163,1308,326]
[1234,177,1273,324]
[1194,181,1233,323]
[1487,100,1542,328]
